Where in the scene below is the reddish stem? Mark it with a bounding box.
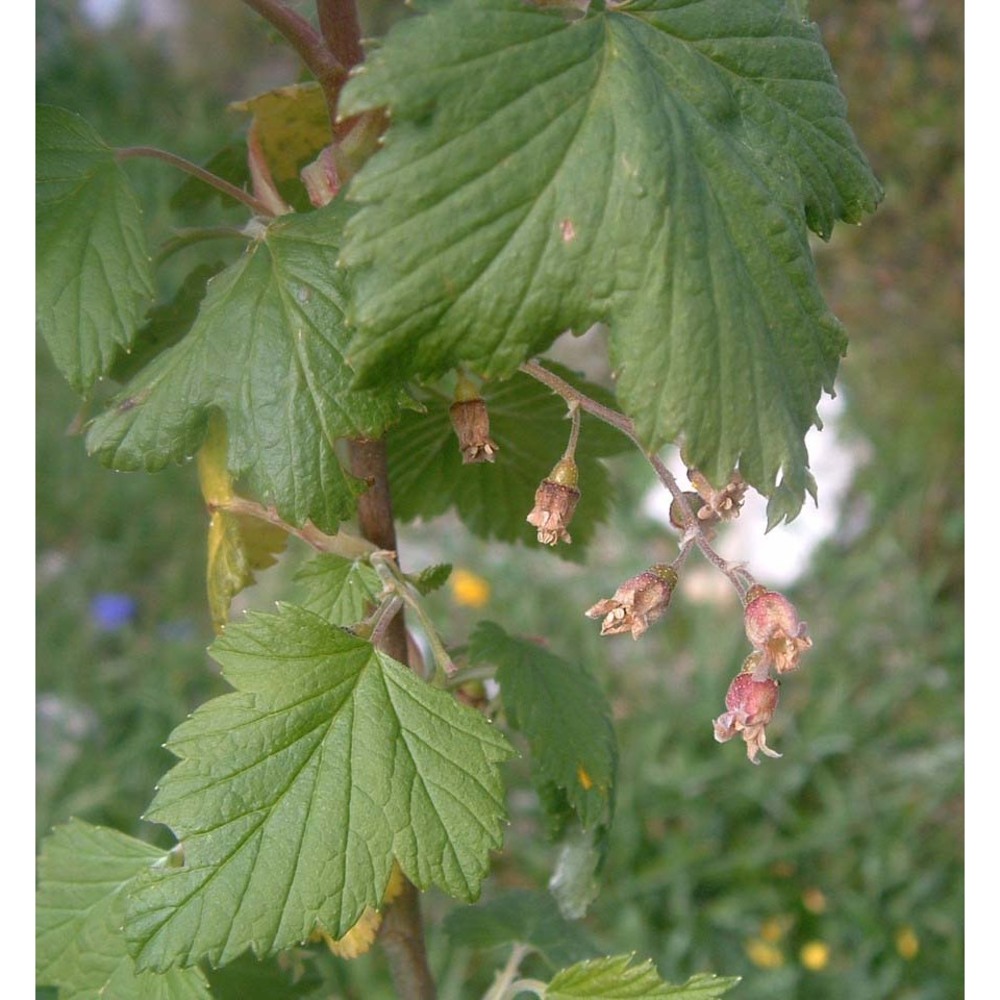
[239,0,347,120]
[115,146,273,216]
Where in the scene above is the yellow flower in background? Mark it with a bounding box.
[801,887,828,914]
[800,940,831,971]
[745,938,785,969]
[451,568,491,608]
[895,925,920,960]
[759,916,789,943]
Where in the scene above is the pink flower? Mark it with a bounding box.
[713,668,781,764]
[744,586,812,674]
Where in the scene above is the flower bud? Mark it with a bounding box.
[449,397,498,464]
[713,671,782,764]
[526,457,580,545]
[743,586,812,673]
[586,564,678,639]
[668,492,706,530]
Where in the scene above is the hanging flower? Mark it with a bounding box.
[713,668,782,764]
[744,586,812,673]
[449,397,498,464]
[585,565,678,639]
[526,457,580,545]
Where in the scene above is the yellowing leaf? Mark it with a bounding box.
[230,83,332,185]
[205,511,287,631]
[199,416,287,631]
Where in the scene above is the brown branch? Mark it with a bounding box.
[317,0,365,72]
[348,439,438,1000]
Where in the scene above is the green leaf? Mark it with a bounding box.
[205,952,321,1000]
[36,820,210,1000]
[85,199,405,533]
[388,365,628,559]
[109,263,224,385]
[36,105,155,394]
[443,889,598,969]
[408,562,453,596]
[339,0,882,520]
[470,621,615,829]
[292,553,383,626]
[545,955,741,998]
[126,604,514,970]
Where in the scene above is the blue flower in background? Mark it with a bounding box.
[89,593,138,631]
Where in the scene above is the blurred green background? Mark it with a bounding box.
[36,1,962,998]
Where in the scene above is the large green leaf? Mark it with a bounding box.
[36,105,155,393]
[470,621,616,829]
[86,200,404,533]
[545,956,740,998]
[126,604,514,970]
[36,820,210,1000]
[388,365,628,558]
[339,0,882,520]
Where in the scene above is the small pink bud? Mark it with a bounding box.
[744,586,812,674]
[713,672,781,764]
[585,565,678,640]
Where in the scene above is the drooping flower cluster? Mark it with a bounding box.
[712,586,812,763]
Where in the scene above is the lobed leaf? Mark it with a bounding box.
[340,0,883,521]
[387,365,628,559]
[36,820,210,1000]
[125,604,514,971]
[86,200,406,533]
[470,621,616,829]
[36,105,155,393]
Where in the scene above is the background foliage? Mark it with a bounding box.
[36,1,962,998]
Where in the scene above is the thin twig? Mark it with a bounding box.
[211,495,377,559]
[562,400,581,459]
[481,943,535,1000]
[116,146,274,216]
[519,359,748,593]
